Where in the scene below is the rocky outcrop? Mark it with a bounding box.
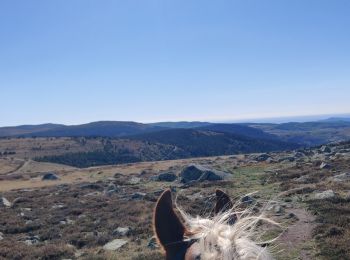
[152,172,177,182]
[314,190,336,200]
[179,164,231,183]
[41,172,59,181]
[103,239,128,251]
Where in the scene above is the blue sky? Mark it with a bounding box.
[0,0,349,126]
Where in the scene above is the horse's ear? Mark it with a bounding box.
[154,189,185,249]
[215,189,233,214]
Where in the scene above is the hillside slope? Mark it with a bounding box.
[250,121,350,145]
[128,128,299,157]
[197,123,279,140]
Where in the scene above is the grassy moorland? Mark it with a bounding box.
[0,140,349,259]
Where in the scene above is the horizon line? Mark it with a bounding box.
[1,112,350,128]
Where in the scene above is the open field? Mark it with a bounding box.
[0,141,350,259]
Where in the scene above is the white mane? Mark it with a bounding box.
[177,196,279,260]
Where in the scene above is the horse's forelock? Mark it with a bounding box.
[177,202,278,260]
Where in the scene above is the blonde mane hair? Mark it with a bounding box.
[177,195,279,260]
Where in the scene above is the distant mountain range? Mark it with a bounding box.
[1,118,350,167]
[1,117,350,147]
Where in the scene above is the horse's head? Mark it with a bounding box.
[153,189,275,260]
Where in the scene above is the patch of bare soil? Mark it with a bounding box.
[278,207,316,259]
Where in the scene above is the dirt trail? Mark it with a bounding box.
[279,207,316,259]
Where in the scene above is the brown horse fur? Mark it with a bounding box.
[154,189,238,259]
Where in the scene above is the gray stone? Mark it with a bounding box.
[294,175,310,183]
[294,152,305,158]
[330,172,350,182]
[179,164,231,183]
[255,154,270,162]
[273,205,284,215]
[320,146,332,153]
[314,190,336,200]
[155,172,177,182]
[286,212,298,220]
[241,195,254,204]
[113,227,130,236]
[0,232,3,241]
[278,157,295,163]
[131,192,146,200]
[320,162,331,169]
[41,172,59,181]
[24,235,40,246]
[12,197,29,206]
[80,183,103,190]
[128,177,141,185]
[104,183,119,196]
[1,197,12,208]
[103,239,128,251]
[147,236,159,250]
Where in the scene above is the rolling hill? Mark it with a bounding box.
[127,128,299,157]
[249,121,350,146]
[19,121,165,137]
[0,123,64,137]
[1,118,350,149]
[196,123,279,140]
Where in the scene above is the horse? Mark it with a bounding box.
[153,189,277,260]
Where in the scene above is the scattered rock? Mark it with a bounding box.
[266,158,277,164]
[268,204,284,215]
[12,197,29,206]
[294,152,305,158]
[273,205,284,215]
[0,232,3,241]
[113,227,130,236]
[147,236,159,250]
[154,172,177,182]
[344,191,350,200]
[1,197,12,207]
[241,195,254,204]
[114,173,123,178]
[24,235,40,246]
[255,154,271,162]
[320,162,331,169]
[84,191,102,197]
[104,183,119,196]
[314,190,336,200]
[286,212,299,220]
[103,239,128,251]
[51,204,65,209]
[128,177,141,185]
[329,172,350,182]
[278,157,295,162]
[41,172,59,181]
[320,146,332,153]
[179,164,231,183]
[80,183,104,191]
[294,175,310,183]
[131,192,146,200]
[25,220,33,225]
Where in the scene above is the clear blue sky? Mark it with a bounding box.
[1,0,349,126]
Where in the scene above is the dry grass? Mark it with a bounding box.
[1,141,350,259]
